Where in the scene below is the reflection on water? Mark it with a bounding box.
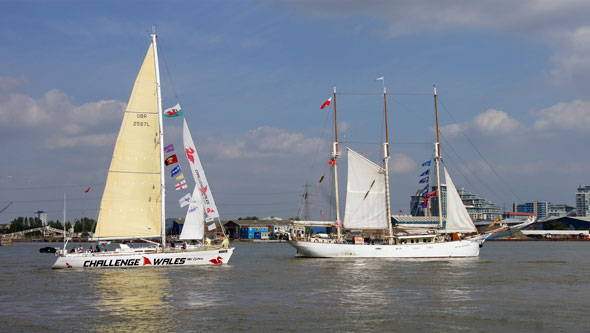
[91,268,172,332]
[2,242,590,331]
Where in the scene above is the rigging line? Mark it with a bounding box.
[308,103,334,178]
[336,92,431,96]
[157,39,181,101]
[388,94,439,147]
[0,184,105,191]
[340,140,381,145]
[216,191,301,195]
[437,98,522,202]
[440,132,505,204]
[4,208,99,216]
[7,197,101,204]
[391,142,432,145]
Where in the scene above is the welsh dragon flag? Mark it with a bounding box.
[164,103,183,117]
[98,241,111,249]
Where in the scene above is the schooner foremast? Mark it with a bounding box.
[332,82,394,243]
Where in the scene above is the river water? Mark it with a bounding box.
[0,241,589,331]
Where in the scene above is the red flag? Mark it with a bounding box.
[423,191,437,204]
[165,154,178,166]
[328,160,335,165]
[84,186,91,193]
[320,97,332,109]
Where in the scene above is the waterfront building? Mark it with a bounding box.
[222,219,300,240]
[502,211,534,221]
[576,185,590,217]
[34,211,47,226]
[513,201,549,219]
[411,185,502,222]
[548,203,575,217]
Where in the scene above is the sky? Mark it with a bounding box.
[1,0,589,224]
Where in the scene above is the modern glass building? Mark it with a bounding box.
[576,185,590,217]
[512,201,549,218]
[548,204,575,217]
[410,185,502,222]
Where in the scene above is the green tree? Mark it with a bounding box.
[237,216,259,220]
[8,217,26,233]
[74,217,96,233]
[48,220,64,230]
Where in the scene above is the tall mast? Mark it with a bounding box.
[152,31,166,248]
[381,80,393,244]
[332,86,342,242]
[433,85,443,229]
[63,192,66,248]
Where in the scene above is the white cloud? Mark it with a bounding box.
[389,153,415,173]
[550,27,590,82]
[47,133,117,150]
[532,99,590,131]
[280,1,590,82]
[439,123,463,139]
[472,109,520,134]
[439,108,519,139]
[201,126,325,160]
[0,89,125,149]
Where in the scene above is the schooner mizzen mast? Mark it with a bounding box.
[433,85,443,229]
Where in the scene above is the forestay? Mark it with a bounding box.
[343,148,388,230]
[443,167,477,233]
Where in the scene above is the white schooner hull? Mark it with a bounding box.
[53,247,234,269]
[287,238,483,258]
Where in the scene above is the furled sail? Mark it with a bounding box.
[94,44,162,239]
[443,167,477,233]
[182,118,220,221]
[179,186,204,240]
[343,148,388,229]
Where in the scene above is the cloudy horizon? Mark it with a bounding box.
[1,1,589,223]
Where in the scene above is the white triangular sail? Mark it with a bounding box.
[93,43,162,239]
[444,167,477,233]
[179,187,204,240]
[182,119,219,222]
[343,148,388,229]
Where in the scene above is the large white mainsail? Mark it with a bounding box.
[343,148,388,229]
[182,118,219,222]
[94,44,162,239]
[179,186,205,240]
[443,167,477,233]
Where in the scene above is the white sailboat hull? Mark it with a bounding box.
[53,247,234,269]
[286,238,483,258]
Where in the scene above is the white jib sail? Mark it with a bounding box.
[182,118,219,221]
[443,167,477,233]
[180,186,204,240]
[343,148,388,229]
